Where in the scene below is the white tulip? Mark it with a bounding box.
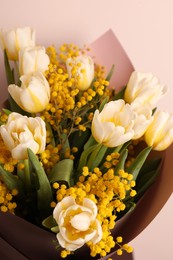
[91,100,135,147]
[19,46,50,75]
[0,112,46,160]
[124,71,168,108]
[66,55,94,91]
[53,196,102,251]
[131,99,154,139]
[0,27,35,60]
[144,110,173,151]
[8,72,50,113]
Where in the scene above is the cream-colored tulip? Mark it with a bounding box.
[0,27,35,60]
[144,110,173,151]
[19,46,50,75]
[91,100,135,147]
[53,196,102,251]
[124,71,168,108]
[8,72,50,113]
[0,112,46,160]
[131,99,154,139]
[66,55,94,91]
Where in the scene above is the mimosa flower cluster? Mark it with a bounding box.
[0,27,172,259]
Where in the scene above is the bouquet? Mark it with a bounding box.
[0,27,172,259]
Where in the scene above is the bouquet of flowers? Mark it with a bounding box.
[0,27,172,260]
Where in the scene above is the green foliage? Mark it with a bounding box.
[27,149,53,214]
[49,159,74,187]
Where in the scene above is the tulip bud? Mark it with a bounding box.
[144,110,173,151]
[8,72,50,113]
[124,71,168,108]
[19,46,50,75]
[0,27,35,60]
[66,55,94,91]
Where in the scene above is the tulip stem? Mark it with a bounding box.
[14,61,21,85]
[24,159,31,191]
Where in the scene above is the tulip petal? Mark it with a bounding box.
[70,212,91,231]
[83,198,98,219]
[90,219,102,244]
[8,84,24,109]
[53,196,76,223]
[56,233,83,251]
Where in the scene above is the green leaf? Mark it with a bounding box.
[114,149,128,175]
[61,133,70,156]
[119,140,131,153]
[87,144,107,171]
[126,146,152,181]
[4,49,15,85]
[135,169,160,202]
[42,215,57,230]
[138,157,162,176]
[46,122,56,146]
[99,96,109,112]
[113,86,126,100]
[51,226,59,233]
[106,64,115,81]
[77,143,100,174]
[3,51,31,114]
[69,129,91,157]
[2,108,12,115]
[27,148,53,212]
[49,159,74,187]
[83,134,97,150]
[0,165,24,196]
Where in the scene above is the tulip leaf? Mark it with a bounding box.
[126,146,152,181]
[69,129,91,157]
[42,214,57,230]
[4,49,15,85]
[61,133,70,157]
[0,165,24,196]
[135,167,161,202]
[138,157,162,177]
[99,96,109,112]
[3,50,31,115]
[83,134,97,150]
[77,143,100,175]
[113,86,126,100]
[106,64,115,81]
[119,141,131,153]
[2,108,12,115]
[87,144,107,171]
[49,159,74,187]
[27,148,53,212]
[46,122,56,146]
[152,107,157,115]
[51,226,60,233]
[114,149,128,175]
